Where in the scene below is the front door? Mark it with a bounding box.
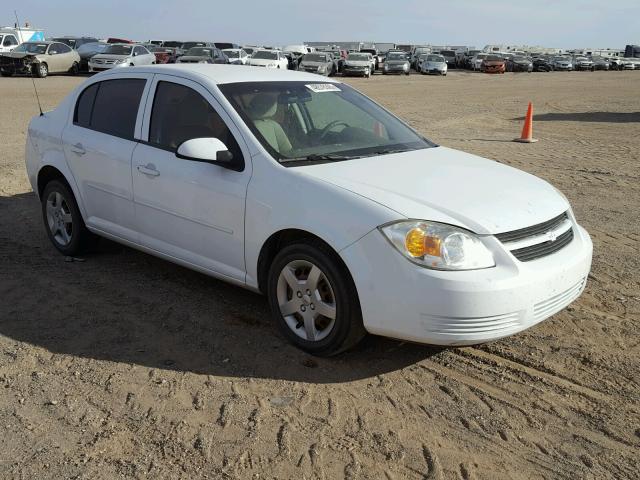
[131,75,251,282]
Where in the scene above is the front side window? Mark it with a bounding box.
[56,43,72,53]
[4,35,18,46]
[220,81,434,164]
[148,81,243,164]
[73,79,146,139]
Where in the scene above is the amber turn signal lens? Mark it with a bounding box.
[405,228,442,258]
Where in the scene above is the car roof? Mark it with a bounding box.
[92,64,342,85]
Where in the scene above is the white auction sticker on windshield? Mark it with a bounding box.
[305,83,341,93]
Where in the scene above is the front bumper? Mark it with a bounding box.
[0,58,35,75]
[88,61,128,72]
[340,222,592,346]
[343,66,369,76]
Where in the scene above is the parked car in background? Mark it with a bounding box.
[88,44,155,72]
[415,53,431,72]
[420,54,447,75]
[470,53,489,71]
[247,50,289,69]
[439,49,457,68]
[533,57,553,72]
[214,42,239,50]
[223,48,249,65]
[382,51,410,75]
[573,56,594,71]
[107,37,133,44]
[481,55,506,74]
[181,41,214,51]
[177,46,227,64]
[461,49,481,69]
[242,46,260,57]
[25,64,593,355]
[506,55,533,72]
[148,46,177,64]
[0,41,80,77]
[360,47,382,70]
[0,26,44,54]
[551,56,573,71]
[76,41,108,71]
[298,52,335,76]
[52,37,99,50]
[410,45,431,69]
[591,56,610,70]
[342,52,373,77]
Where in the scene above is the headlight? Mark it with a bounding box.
[114,59,126,64]
[318,65,327,71]
[198,60,208,63]
[380,220,495,270]
[268,63,276,68]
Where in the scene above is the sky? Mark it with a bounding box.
[4,0,639,49]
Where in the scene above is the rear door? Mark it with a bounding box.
[62,74,152,242]
[131,74,251,281]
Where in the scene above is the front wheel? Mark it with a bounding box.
[33,62,48,78]
[41,180,94,256]
[267,241,365,356]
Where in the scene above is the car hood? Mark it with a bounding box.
[2,51,43,59]
[295,146,568,235]
[484,60,504,66]
[179,55,210,61]
[345,60,370,66]
[92,53,132,60]
[300,61,327,67]
[249,58,278,65]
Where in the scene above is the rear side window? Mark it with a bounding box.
[73,79,146,139]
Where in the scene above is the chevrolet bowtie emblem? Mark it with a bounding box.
[546,231,558,242]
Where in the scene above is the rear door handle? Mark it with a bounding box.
[70,143,86,155]
[137,164,160,177]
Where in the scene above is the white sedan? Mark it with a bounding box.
[246,49,288,69]
[88,43,156,72]
[25,65,592,355]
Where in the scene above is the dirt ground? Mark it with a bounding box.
[0,70,639,479]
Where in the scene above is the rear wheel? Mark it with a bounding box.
[68,62,79,75]
[0,71,12,77]
[41,180,93,256]
[267,241,365,356]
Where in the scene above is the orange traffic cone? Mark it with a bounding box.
[514,102,538,143]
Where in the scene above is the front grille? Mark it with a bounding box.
[510,228,574,262]
[496,212,569,243]
[496,212,574,262]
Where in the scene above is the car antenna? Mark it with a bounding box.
[14,10,44,116]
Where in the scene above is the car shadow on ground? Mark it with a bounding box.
[0,192,442,383]
[513,111,640,123]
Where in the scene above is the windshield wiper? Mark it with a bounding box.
[370,148,412,155]
[281,153,362,163]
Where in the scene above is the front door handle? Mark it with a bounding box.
[70,143,86,155]
[137,164,160,177]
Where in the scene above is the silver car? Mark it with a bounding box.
[297,52,334,76]
[551,56,573,71]
[420,54,448,75]
[88,44,156,72]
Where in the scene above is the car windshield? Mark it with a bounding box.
[243,47,255,55]
[486,55,502,61]
[53,38,77,48]
[513,56,528,61]
[181,42,206,50]
[440,50,455,56]
[303,53,328,62]
[187,47,213,57]
[427,55,445,62]
[163,41,182,48]
[219,81,434,164]
[104,45,132,55]
[475,54,488,59]
[14,43,48,54]
[386,52,407,60]
[347,53,369,61]
[252,50,278,60]
[77,42,107,54]
[223,49,240,58]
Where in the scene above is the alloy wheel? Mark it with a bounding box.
[46,191,73,246]
[276,259,336,342]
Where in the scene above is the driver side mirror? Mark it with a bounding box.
[176,137,234,166]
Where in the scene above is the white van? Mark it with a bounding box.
[0,26,45,53]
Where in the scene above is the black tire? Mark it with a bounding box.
[33,62,48,78]
[41,180,93,256]
[68,62,79,75]
[267,240,366,356]
[1,71,13,77]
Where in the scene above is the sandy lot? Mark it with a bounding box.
[0,70,639,479]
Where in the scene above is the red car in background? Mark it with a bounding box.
[481,55,506,74]
[106,37,133,44]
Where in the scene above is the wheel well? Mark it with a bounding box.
[257,229,346,294]
[37,166,68,198]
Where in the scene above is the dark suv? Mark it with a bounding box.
[52,37,99,50]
